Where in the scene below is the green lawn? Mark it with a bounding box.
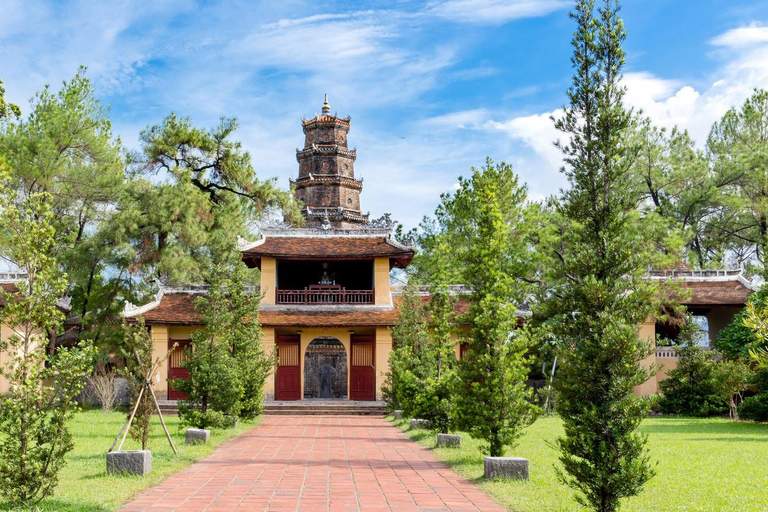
[393,416,768,512]
[0,408,258,512]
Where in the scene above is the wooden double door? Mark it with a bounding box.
[275,333,377,401]
[168,339,191,400]
[275,334,301,401]
[349,335,376,401]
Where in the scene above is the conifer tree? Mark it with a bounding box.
[546,1,659,510]
[448,160,536,457]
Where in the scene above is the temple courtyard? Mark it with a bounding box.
[120,415,504,512]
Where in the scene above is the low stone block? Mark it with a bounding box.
[484,456,529,480]
[106,450,151,476]
[393,410,404,420]
[410,419,431,429]
[185,428,211,445]
[437,433,461,448]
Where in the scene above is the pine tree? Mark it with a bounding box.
[448,160,537,457]
[547,1,657,510]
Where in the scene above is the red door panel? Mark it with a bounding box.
[276,335,301,401]
[350,335,376,401]
[168,339,191,400]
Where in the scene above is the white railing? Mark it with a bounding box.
[656,347,679,358]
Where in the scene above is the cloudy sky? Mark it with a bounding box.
[2,0,768,229]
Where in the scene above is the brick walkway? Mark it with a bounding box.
[121,415,505,512]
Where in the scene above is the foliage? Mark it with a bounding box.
[707,89,768,277]
[120,318,159,450]
[215,262,274,419]
[0,169,95,507]
[714,359,753,420]
[87,359,119,412]
[111,113,301,285]
[715,286,768,360]
[0,77,21,119]
[446,160,537,457]
[738,393,768,422]
[542,1,671,509]
[177,257,273,428]
[383,282,431,413]
[631,120,731,268]
[0,68,128,352]
[658,319,727,417]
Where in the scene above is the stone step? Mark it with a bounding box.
[153,400,388,416]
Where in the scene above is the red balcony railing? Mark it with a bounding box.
[276,285,374,305]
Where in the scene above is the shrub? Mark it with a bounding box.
[88,359,119,412]
[659,319,727,417]
[738,394,768,422]
[715,287,768,360]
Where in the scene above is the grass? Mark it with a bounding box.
[0,408,258,512]
[393,416,768,511]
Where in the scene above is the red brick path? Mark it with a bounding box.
[121,415,505,512]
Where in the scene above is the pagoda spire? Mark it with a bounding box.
[322,94,331,115]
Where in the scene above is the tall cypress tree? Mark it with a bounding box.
[547,1,657,510]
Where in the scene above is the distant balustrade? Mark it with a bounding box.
[276,285,374,305]
[656,347,679,359]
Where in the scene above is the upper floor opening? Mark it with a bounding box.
[275,260,374,305]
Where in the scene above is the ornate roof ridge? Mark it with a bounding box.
[647,269,756,290]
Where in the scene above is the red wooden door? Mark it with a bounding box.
[168,339,191,400]
[276,335,301,401]
[350,335,376,401]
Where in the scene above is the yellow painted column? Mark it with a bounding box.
[262,327,276,400]
[261,258,277,305]
[634,317,658,397]
[375,327,393,401]
[150,325,169,399]
[373,258,391,306]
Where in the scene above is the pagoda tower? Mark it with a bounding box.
[292,95,368,228]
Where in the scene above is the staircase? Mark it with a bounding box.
[156,400,180,415]
[263,400,388,416]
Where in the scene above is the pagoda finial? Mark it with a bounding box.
[322,93,330,115]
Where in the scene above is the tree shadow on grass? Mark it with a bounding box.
[0,498,110,512]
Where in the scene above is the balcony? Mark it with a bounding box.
[276,285,374,305]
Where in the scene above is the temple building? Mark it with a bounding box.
[122,99,758,402]
[124,98,417,402]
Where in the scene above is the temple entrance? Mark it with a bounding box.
[350,335,376,401]
[303,337,347,399]
[276,334,301,400]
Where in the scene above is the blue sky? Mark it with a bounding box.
[2,0,768,229]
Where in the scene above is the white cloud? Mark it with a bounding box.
[427,0,569,24]
[711,23,768,48]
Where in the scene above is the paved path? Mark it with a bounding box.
[121,415,505,512]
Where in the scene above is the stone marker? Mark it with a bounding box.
[185,428,211,445]
[106,450,152,476]
[437,433,461,448]
[393,410,404,420]
[410,419,431,429]
[484,457,529,480]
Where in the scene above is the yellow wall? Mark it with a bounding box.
[150,325,169,398]
[0,323,45,394]
[262,327,276,399]
[634,318,658,397]
[375,327,392,400]
[373,258,391,306]
[261,258,277,305]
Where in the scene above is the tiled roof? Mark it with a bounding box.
[0,283,17,307]
[679,280,754,306]
[130,292,471,327]
[242,235,414,268]
[650,270,756,306]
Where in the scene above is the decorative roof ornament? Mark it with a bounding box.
[320,209,332,231]
[322,94,331,115]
